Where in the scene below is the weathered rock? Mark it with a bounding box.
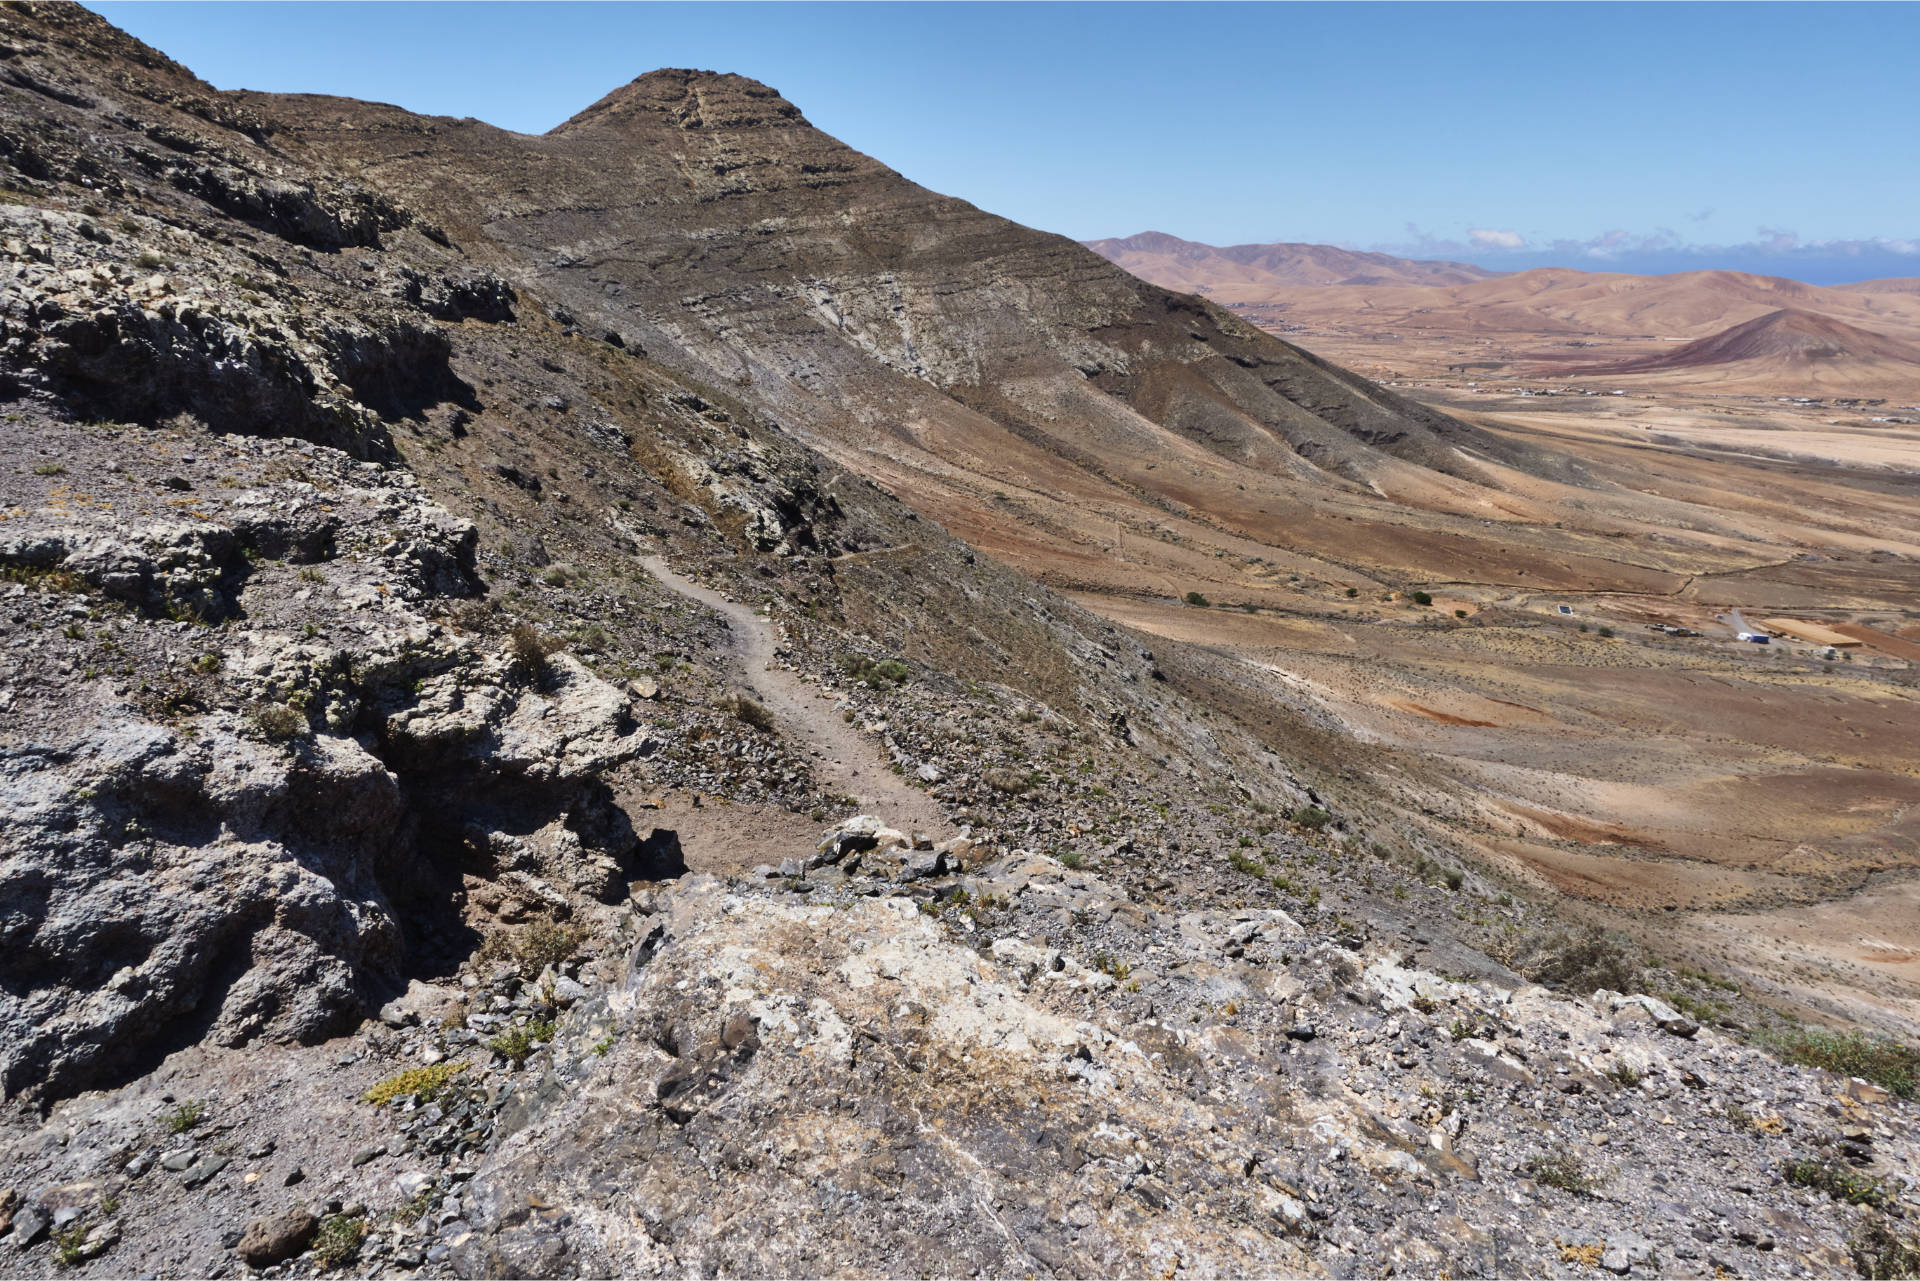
[236,1207,318,1266]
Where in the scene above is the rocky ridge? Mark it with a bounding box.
[0,5,1915,1278]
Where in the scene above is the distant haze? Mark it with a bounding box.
[1362,243,1920,288]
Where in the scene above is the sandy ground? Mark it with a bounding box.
[1035,370,1920,1035]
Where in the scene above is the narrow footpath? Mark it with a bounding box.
[641,556,949,837]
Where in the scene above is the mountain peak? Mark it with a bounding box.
[552,68,806,136]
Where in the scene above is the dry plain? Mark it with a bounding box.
[844,274,1920,1032]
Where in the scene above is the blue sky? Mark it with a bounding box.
[88,2,1919,283]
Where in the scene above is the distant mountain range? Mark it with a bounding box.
[1080,231,1498,292]
[1086,232,1920,397]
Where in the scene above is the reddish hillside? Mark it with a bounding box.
[1551,308,1920,395]
[1083,231,1498,293]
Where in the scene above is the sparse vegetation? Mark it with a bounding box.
[1526,1152,1600,1194]
[163,1099,206,1133]
[1785,1155,1888,1207]
[488,1018,557,1068]
[1184,590,1210,607]
[984,766,1038,794]
[1513,925,1641,996]
[507,623,564,676]
[476,917,586,979]
[840,654,913,688]
[1289,805,1331,831]
[248,700,309,741]
[724,690,775,730]
[34,461,66,476]
[364,1061,467,1106]
[1851,1219,1920,1279]
[52,1220,91,1267]
[312,1212,367,1271]
[1762,1027,1917,1098]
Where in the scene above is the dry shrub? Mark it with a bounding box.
[1514,925,1641,996]
[506,623,563,676]
[723,690,775,731]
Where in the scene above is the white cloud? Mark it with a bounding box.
[1468,228,1526,249]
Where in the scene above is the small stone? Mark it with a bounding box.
[237,1208,319,1267]
[10,1204,50,1248]
[161,1149,197,1172]
[1600,1246,1631,1274]
[182,1155,231,1188]
[246,1139,276,1160]
[351,1145,384,1167]
[1285,1024,1316,1042]
[915,763,943,784]
[720,1012,757,1051]
[395,1171,434,1200]
[282,1167,306,1187]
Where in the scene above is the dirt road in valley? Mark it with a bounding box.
[641,556,949,839]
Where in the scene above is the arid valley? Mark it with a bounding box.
[2,5,1919,1278]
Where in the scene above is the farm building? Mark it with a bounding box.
[1762,619,1863,648]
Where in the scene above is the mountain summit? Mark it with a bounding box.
[553,68,809,135]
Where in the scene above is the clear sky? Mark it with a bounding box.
[87,2,1920,283]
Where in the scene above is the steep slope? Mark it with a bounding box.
[235,73,1732,604]
[2,10,1918,1281]
[1083,230,1499,292]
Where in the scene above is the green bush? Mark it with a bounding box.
[1763,1028,1917,1098]
[840,654,912,689]
[312,1213,366,1271]
[1526,1152,1600,1194]
[1786,1156,1888,1207]
[1184,591,1210,607]
[1410,590,1433,606]
[1344,587,1359,598]
[477,918,585,979]
[162,1099,205,1134]
[488,1019,556,1069]
[364,1062,467,1106]
[1290,805,1331,831]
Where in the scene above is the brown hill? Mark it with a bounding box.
[1838,276,1920,296]
[1552,308,1920,395]
[1084,230,1499,293]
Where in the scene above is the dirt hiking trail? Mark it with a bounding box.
[641,556,949,843]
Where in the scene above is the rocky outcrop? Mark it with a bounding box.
[445,852,1917,1278]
